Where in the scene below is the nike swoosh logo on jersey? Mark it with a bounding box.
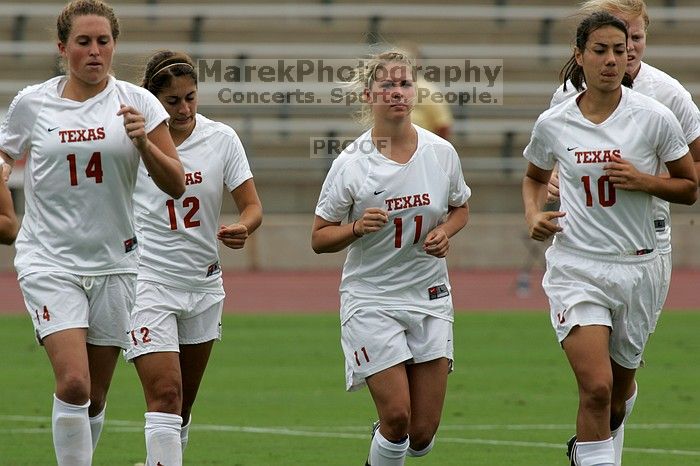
[566,146,578,151]
[48,126,59,132]
[373,190,386,195]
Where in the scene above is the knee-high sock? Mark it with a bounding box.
[407,436,434,457]
[575,438,615,466]
[612,383,638,466]
[89,403,106,452]
[52,394,92,466]
[144,412,182,466]
[181,414,191,453]
[368,429,408,466]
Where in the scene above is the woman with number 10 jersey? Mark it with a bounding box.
[522,12,696,466]
[127,50,262,466]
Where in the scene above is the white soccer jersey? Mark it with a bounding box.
[134,114,252,292]
[315,125,471,322]
[525,87,689,256]
[0,76,168,278]
[550,63,700,253]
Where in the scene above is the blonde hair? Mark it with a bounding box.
[349,50,415,128]
[579,0,649,29]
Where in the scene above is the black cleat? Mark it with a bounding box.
[364,421,380,465]
[566,435,577,465]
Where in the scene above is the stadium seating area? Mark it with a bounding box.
[1,1,699,214]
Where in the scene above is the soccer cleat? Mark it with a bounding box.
[566,435,577,466]
[364,420,380,465]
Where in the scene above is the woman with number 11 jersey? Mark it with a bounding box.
[313,50,470,466]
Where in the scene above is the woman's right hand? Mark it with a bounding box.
[527,211,565,241]
[354,208,388,237]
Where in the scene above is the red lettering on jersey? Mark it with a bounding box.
[384,193,430,212]
[184,171,203,186]
[574,149,622,164]
[58,127,106,144]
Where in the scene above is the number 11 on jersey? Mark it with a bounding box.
[393,215,423,248]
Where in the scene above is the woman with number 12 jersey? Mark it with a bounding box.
[127,51,262,466]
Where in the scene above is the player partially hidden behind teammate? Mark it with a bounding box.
[522,12,696,466]
[127,50,262,466]
[312,50,471,466]
[0,1,185,464]
[0,162,18,244]
[546,1,700,464]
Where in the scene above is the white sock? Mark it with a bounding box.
[612,383,638,466]
[181,414,191,453]
[575,438,615,466]
[369,429,408,466]
[144,412,183,466]
[52,394,92,466]
[407,436,434,457]
[89,404,106,452]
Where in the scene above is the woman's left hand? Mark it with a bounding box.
[423,227,449,258]
[118,104,149,152]
[217,223,249,249]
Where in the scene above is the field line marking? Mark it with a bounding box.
[2,416,700,457]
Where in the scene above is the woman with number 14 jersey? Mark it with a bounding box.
[0,1,185,465]
[127,51,262,466]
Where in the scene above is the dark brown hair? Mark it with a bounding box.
[141,51,198,96]
[560,11,633,92]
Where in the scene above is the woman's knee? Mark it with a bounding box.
[146,378,183,414]
[55,371,91,404]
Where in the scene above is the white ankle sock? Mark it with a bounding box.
[144,412,183,466]
[52,394,92,466]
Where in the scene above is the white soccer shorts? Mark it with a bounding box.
[543,245,663,369]
[20,272,135,348]
[125,280,224,361]
[341,307,453,391]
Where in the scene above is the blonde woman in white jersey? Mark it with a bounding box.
[312,50,470,466]
[127,50,262,466]
[523,12,696,466]
[545,1,700,464]
[0,1,185,465]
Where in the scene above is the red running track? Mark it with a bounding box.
[1,268,698,314]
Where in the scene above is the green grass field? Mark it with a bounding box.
[1,312,699,465]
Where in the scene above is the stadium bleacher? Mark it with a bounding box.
[1,1,699,215]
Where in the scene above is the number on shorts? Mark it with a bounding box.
[34,305,50,324]
[354,346,370,366]
[165,196,201,230]
[130,327,152,346]
[66,152,103,186]
[393,215,423,248]
[581,175,616,207]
